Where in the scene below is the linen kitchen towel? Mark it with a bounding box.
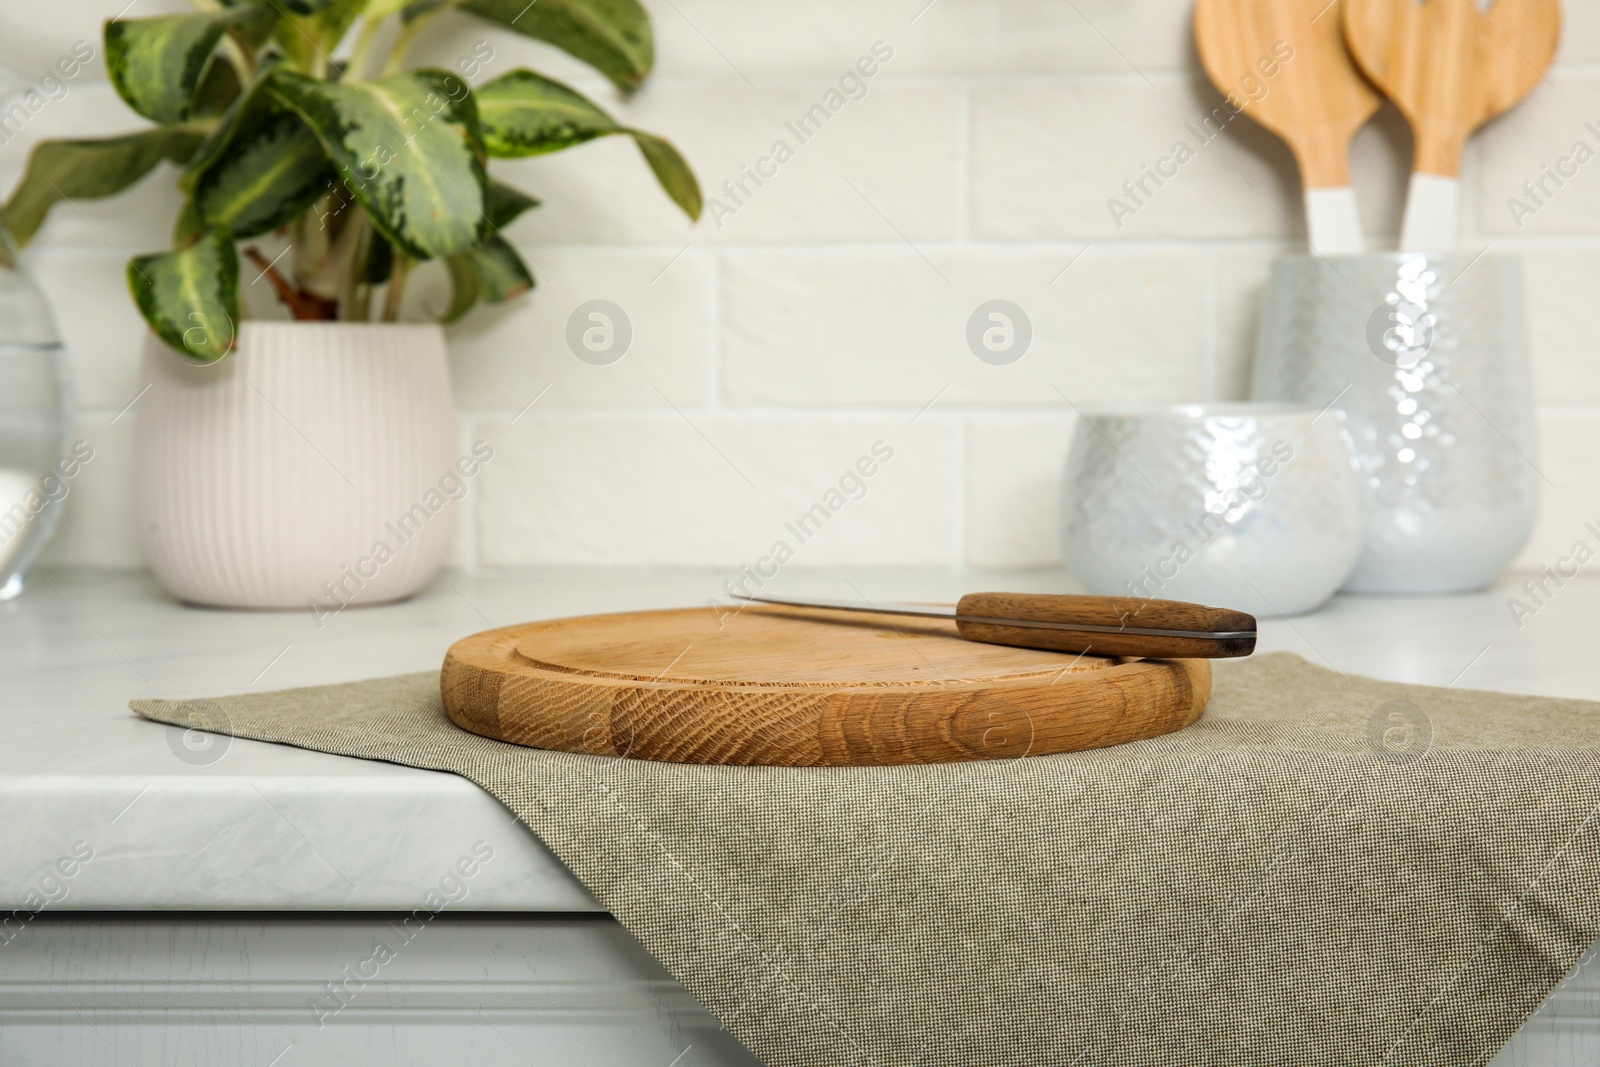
[132,652,1600,1067]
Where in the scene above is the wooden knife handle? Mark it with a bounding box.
[954,592,1256,660]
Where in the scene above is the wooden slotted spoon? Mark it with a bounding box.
[1195,0,1382,255]
[1343,0,1561,251]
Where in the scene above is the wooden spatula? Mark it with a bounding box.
[1343,0,1561,251]
[1195,0,1382,255]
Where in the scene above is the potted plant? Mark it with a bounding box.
[1,0,699,610]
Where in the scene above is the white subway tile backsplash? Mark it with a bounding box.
[410,0,989,81]
[1517,245,1600,405]
[445,248,715,410]
[476,415,956,567]
[970,75,1302,241]
[1346,104,1416,246]
[40,414,141,571]
[1473,69,1600,238]
[648,0,988,79]
[963,414,1076,570]
[2,0,1593,579]
[0,0,189,83]
[1213,243,1289,401]
[1514,408,1600,572]
[720,246,1210,407]
[1563,8,1600,63]
[491,80,962,245]
[992,0,1194,75]
[30,247,147,411]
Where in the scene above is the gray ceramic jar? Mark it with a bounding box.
[1250,253,1537,594]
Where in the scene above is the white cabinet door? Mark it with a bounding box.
[0,915,762,1067]
[3,913,1595,1065]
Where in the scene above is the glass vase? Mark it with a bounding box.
[0,229,72,600]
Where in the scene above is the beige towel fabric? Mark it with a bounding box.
[132,652,1600,1067]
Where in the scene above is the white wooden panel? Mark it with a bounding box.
[0,915,762,1067]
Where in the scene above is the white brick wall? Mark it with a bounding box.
[5,0,1599,574]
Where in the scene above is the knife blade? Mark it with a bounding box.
[733,591,1257,659]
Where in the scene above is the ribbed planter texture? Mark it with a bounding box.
[136,322,455,610]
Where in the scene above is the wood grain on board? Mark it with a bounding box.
[441,605,1212,767]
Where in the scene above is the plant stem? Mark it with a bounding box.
[381,255,412,322]
[306,22,331,80]
[291,211,317,293]
[303,198,361,303]
[383,25,420,76]
[220,34,257,83]
[383,0,465,75]
[340,218,375,321]
[244,246,337,320]
[348,15,385,81]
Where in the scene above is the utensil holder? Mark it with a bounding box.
[1250,253,1537,594]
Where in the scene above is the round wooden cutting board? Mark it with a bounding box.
[440,604,1211,767]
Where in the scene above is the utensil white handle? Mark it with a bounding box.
[1399,173,1460,252]
[1303,186,1365,256]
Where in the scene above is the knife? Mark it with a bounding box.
[733,592,1257,659]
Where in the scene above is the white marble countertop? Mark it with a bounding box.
[2,567,1595,912]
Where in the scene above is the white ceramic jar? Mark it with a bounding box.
[1251,253,1537,593]
[1059,403,1364,618]
[135,322,456,610]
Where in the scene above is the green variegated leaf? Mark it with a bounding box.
[189,53,244,118]
[195,112,331,238]
[2,128,207,247]
[180,58,281,193]
[105,7,266,124]
[442,235,532,322]
[270,0,363,72]
[127,230,240,362]
[440,253,480,324]
[267,68,487,260]
[464,236,533,301]
[173,199,205,245]
[17,0,676,331]
[474,69,617,155]
[632,133,701,221]
[220,0,282,48]
[475,69,699,219]
[459,0,651,92]
[179,59,332,240]
[486,178,539,229]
